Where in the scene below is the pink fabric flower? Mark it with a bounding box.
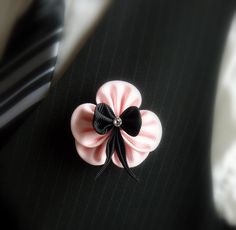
[71,80,162,169]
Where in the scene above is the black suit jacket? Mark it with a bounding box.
[1,0,236,229]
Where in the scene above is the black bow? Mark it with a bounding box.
[93,103,142,181]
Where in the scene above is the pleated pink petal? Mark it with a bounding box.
[71,103,108,148]
[75,141,107,165]
[121,110,162,154]
[96,80,142,116]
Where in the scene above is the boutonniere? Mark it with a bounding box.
[71,81,162,180]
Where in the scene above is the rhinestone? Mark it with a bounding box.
[113,117,122,127]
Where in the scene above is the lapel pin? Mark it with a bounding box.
[71,80,162,180]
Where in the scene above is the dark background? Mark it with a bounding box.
[1,0,236,229]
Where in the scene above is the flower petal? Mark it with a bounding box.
[75,141,106,165]
[71,103,108,148]
[121,110,162,153]
[112,145,149,168]
[96,80,142,116]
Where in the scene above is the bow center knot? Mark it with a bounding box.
[113,117,122,127]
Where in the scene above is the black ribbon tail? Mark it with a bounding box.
[95,131,115,180]
[115,129,139,182]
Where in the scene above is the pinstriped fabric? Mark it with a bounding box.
[0,0,64,129]
[1,0,236,230]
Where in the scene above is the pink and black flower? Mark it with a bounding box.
[71,80,162,179]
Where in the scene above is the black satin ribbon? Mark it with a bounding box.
[93,103,142,181]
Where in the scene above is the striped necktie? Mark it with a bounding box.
[0,0,64,130]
